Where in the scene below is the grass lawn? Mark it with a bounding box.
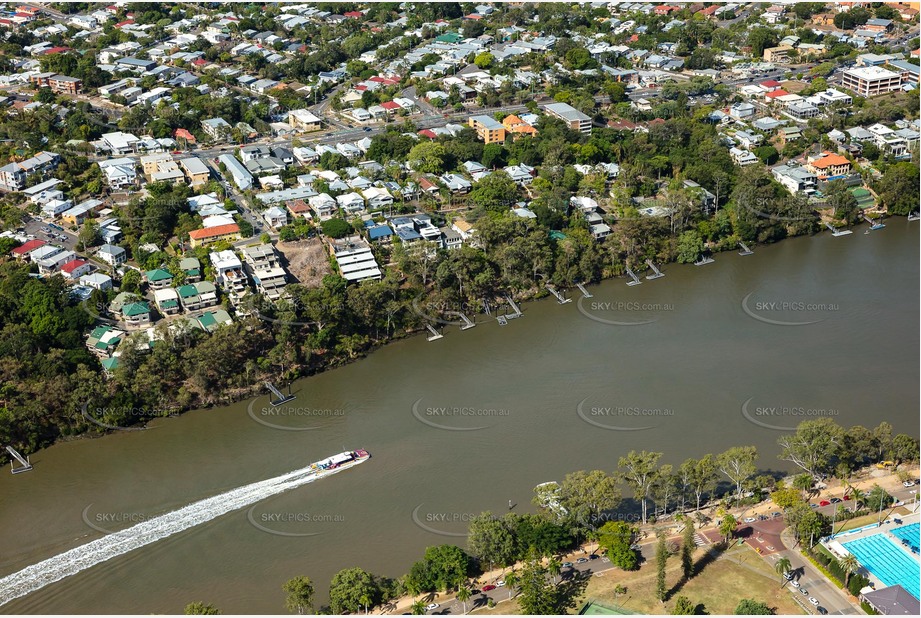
[473,545,806,615]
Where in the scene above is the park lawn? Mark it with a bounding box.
[581,545,805,615]
[471,545,805,615]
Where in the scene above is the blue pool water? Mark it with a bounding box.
[843,533,921,600]
[892,523,920,554]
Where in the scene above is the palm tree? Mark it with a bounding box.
[504,571,519,601]
[359,592,372,615]
[840,554,859,588]
[775,557,792,587]
[547,557,562,585]
[410,600,426,615]
[850,488,867,509]
[456,586,471,615]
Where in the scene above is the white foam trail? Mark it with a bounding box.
[0,458,363,606]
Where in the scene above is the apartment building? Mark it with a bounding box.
[241,244,287,301]
[544,102,592,133]
[468,115,506,144]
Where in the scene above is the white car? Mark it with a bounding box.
[809,597,820,606]
[496,580,505,587]
[425,603,439,611]
[791,581,800,589]
[744,517,757,523]
[903,480,916,487]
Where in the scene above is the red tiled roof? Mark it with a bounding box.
[43,46,70,55]
[418,129,437,139]
[381,101,400,110]
[12,239,45,255]
[60,259,88,274]
[189,223,240,240]
[760,79,781,87]
[192,58,207,66]
[765,89,789,98]
[344,11,362,18]
[174,128,196,142]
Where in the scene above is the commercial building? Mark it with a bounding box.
[841,66,902,97]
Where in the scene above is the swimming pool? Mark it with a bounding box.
[843,533,921,600]
[892,523,920,554]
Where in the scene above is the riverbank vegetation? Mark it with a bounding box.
[2,93,919,456]
[271,418,915,613]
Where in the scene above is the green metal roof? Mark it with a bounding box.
[145,268,173,282]
[159,299,179,309]
[101,357,120,371]
[436,32,463,43]
[122,302,149,317]
[177,284,198,298]
[95,338,119,350]
[198,312,217,328]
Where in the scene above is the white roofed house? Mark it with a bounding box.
[309,193,337,219]
[361,186,393,210]
[263,206,288,229]
[98,157,137,189]
[336,191,366,215]
[209,249,249,300]
[97,244,127,266]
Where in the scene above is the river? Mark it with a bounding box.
[0,223,917,613]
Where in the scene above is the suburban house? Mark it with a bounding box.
[806,152,851,179]
[189,223,241,248]
[97,244,126,266]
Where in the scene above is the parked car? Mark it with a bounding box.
[496,580,505,587]
[809,597,820,606]
[743,517,757,523]
[830,498,842,504]
[819,500,831,506]
[903,480,916,487]
[425,603,439,611]
[482,585,496,592]
[817,606,828,615]
[800,588,809,596]
[562,562,574,568]
[576,557,589,564]
[791,581,800,589]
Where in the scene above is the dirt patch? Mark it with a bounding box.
[277,237,332,287]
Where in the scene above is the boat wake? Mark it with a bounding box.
[0,453,367,606]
